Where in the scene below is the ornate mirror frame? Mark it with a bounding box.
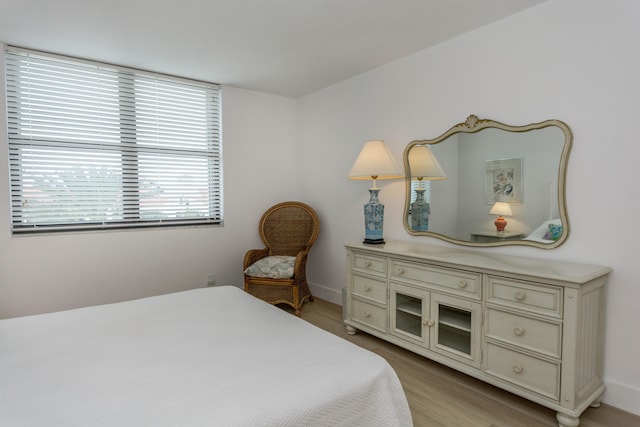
[402,115,572,249]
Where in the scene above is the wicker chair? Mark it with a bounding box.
[243,201,320,316]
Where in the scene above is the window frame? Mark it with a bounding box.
[4,46,223,234]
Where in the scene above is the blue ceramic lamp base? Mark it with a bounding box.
[411,187,430,231]
[363,188,386,245]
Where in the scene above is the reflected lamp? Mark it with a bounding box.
[490,201,512,232]
[408,145,447,231]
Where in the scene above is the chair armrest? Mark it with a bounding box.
[244,248,269,270]
[293,250,310,283]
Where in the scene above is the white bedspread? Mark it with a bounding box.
[0,286,412,426]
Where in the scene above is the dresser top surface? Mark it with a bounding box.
[345,241,611,285]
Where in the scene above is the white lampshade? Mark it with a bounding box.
[347,140,403,184]
[490,201,513,216]
[408,145,447,180]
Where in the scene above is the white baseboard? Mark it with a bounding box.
[308,282,342,305]
[602,379,640,416]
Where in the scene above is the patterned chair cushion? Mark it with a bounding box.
[244,256,296,279]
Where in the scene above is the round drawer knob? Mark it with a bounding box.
[396,267,405,275]
[515,291,526,301]
[364,286,372,292]
[513,365,524,374]
[514,327,525,336]
[458,280,468,288]
[364,261,371,267]
[364,311,371,318]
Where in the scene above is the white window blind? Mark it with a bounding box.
[5,46,222,233]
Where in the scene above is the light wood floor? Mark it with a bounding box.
[289,298,639,427]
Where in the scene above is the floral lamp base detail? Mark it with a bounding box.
[411,188,430,231]
[363,188,385,245]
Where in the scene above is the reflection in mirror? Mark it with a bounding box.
[408,145,447,231]
[403,115,572,248]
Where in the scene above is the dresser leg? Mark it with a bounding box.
[556,412,579,427]
[345,325,357,335]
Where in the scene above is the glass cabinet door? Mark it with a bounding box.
[390,282,428,346]
[430,293,481,368]
[437,304,472,354]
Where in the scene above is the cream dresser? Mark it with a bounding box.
[344,241,610,427]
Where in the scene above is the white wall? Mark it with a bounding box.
[0,63,301,317]
[298,0,640,415]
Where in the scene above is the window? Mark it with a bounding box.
[4,46,222,234]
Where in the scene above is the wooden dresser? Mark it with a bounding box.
[344,241,610,427]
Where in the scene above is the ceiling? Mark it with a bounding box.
[0,0,546,98]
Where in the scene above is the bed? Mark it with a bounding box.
[0,286,412,426]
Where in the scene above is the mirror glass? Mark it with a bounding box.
[403,115,572,248]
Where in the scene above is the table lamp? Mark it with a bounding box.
[348,140,403,244]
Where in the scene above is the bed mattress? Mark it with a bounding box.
[0,286,412,426]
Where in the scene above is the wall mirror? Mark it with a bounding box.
[402,115,572,248]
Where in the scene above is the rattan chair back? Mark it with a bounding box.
[259,202,320,256]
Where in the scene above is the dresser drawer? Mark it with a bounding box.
[352,253,387,277]
[485,342,560,401]
[352,274,387,305]
[487,277,562,317]
[390,260,481,299]
[485,308,561,358]
[352,299,387,333]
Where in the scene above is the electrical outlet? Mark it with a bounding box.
[206,274,217,286]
